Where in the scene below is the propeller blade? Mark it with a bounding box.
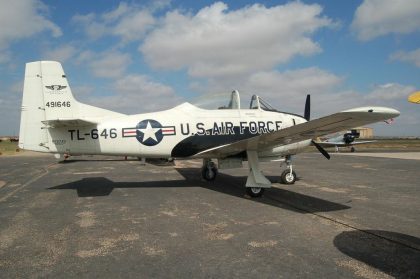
[304,94,310,121]
[311,140,330,160]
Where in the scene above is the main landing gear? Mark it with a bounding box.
[245,150,271,198]
[246,187,265,198]
[200,154,298,198]
[201,159,218,181]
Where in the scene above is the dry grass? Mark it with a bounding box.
[0,141,20,155]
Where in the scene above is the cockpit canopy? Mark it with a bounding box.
[249,94,278,111]
[192,90,278,111]
[218,90,278,111]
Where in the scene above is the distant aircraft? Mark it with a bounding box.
[408,91,420,104]
[314,130,375,152]
[19,61,400,197]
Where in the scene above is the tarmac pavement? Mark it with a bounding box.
[0,153,419,278]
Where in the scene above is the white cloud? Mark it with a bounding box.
[72,2,155,43]
[9,81,23,94]
[365,83,416,101]
[141,2,333,78]
[72,13,107,40]
[390,48,420,68]
[0,0,61,52]
[74,50,95,65]
[351,0,420,41]
[246,68,342,98]
[83,74,181,114]
[89,51,131,78]
[249,68,353,116]
[43,45,77,63]
[0,50,12,64]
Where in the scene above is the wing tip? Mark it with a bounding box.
[342,107,400,118]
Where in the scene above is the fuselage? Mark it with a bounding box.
[48,102,310,159]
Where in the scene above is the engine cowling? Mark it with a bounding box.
[343,130,360,144]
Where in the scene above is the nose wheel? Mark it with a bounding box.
[280,155,297,184]
[281,169,296,184]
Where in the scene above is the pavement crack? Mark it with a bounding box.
[0,162,58,203]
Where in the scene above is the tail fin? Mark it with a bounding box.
[19,61,123,152]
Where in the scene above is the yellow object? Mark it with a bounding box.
[408,91,420,104]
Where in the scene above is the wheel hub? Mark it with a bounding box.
[285,173,294,182]
[250,187,261,194]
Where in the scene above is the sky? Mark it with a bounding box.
[0,0,419,136]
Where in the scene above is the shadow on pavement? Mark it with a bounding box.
[48,168,350,214]
[334,230,420,278]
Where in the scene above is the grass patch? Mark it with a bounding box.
[0,141,20,155]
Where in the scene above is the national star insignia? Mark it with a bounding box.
[137,121,161,143]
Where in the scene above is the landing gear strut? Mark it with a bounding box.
[280,156,297,184]
[201,159,217,181]
[245,150,271,198]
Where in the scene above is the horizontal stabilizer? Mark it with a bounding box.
[42,118,98,128]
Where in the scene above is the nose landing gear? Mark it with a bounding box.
[280,155,297,184]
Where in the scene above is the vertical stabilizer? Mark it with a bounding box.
[19,61,82,152]
[19,61,125,153]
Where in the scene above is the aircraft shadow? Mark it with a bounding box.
[334,230,420,278]
[48,168,350,214]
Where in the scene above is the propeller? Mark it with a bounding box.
[304,94,310,121]
[311,140,331,160]
[303,94,330,160]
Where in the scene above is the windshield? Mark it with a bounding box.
[191,90,247,109]
[259,97,278,111]
[249,95,278,111]
[190,91,278,111]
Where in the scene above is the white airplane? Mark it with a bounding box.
[315,129,376,152]
[19,61,400,197]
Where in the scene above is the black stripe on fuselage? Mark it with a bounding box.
[171,127,257,157]
[171,111,306,158]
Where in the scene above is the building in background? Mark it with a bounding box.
[354,127,373,139]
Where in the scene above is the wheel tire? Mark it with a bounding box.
[202,166,217,181]
[280,169,296,184]
[246,187,265,198]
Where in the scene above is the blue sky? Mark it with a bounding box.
[0,0,419,136]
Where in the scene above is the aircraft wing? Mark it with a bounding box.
[315,140,376,148]
[42,118,98,127]
[196,106,399,158]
